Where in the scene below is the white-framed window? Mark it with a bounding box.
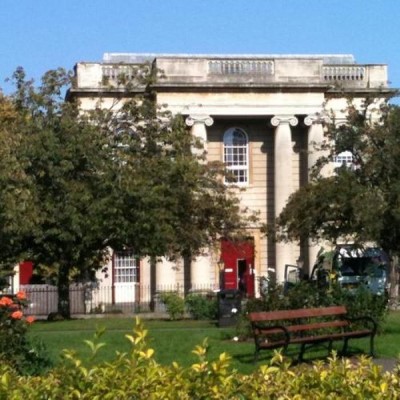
[114,251,139,283]
[334,151,354,169]
[223,127,249,185]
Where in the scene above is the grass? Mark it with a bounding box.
[28,311,400,374]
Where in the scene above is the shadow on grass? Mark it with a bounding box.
[231,343,370,366]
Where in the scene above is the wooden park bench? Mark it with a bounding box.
[249,306,377,362]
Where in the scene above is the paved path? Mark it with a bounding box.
[374,358,397,372]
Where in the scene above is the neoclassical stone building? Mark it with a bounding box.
[69,53,391,301]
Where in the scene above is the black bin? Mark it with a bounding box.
[217,289,242,327]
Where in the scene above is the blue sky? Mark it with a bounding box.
[1,0,399,100]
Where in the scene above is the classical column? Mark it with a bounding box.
[191,253,211,291]
[304,114,329,270]
[156,257,176,290]
[185,115,214,156]
[305,114,333,178]
[271,115,298,282]
[185,115,213,288]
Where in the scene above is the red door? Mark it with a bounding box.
[220,239,255,297]
[19,261,33,285]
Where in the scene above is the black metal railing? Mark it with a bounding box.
[19,283,217,317]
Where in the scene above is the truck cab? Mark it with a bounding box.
[283,246,389,296]
[311,246,389,295]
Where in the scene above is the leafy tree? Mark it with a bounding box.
[276,99,400,299]
[1,66,254,317]
[92,70,257,302]
[5,67,123,317]
[105,100,255,259]
[0,90,39,286]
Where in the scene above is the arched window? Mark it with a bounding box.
[334,151,354,169]
[223,127,249,184]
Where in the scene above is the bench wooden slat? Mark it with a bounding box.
[255,320,349,336]
[249,306,347,322]
[258,329,373,349]
[289,329,373,345]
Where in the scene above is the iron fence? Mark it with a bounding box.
[20,283,218,317]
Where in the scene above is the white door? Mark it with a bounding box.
[114,251,138,303]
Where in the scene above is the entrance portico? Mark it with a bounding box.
[184,111,316,284]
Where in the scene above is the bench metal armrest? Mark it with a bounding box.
[344,315,377,334]
[252,324,290,346]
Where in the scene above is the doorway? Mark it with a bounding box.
[220,239,255,297]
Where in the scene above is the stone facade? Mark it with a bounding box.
[69,53,392,298]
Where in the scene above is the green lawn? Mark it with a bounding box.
[28,311,400,374]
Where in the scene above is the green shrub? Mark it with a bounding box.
[185,293,218,320]
[159,291,185,320]
[0,291,51,375]
[1,319,400,399]
[326,283,388,330]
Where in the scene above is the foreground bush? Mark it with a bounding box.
[0,291,51,375]
[1,318,400,399]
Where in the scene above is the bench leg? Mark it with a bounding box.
[283,343,289,356]
[341,335,375,357]
[254,347,260,363]
[369,335,375,358]
[328,340,333,354]
[298,343,306,362]
[342,338,349,355]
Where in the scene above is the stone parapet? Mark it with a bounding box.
[72,54,390,92]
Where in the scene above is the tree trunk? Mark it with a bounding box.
[57,265,71,319]
[388,252,399,306]
[183,254,191,296]
[149,257,156,312]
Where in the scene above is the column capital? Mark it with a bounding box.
[271,115,298,127]
[304,113,331,126]
[185,115,214,127]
